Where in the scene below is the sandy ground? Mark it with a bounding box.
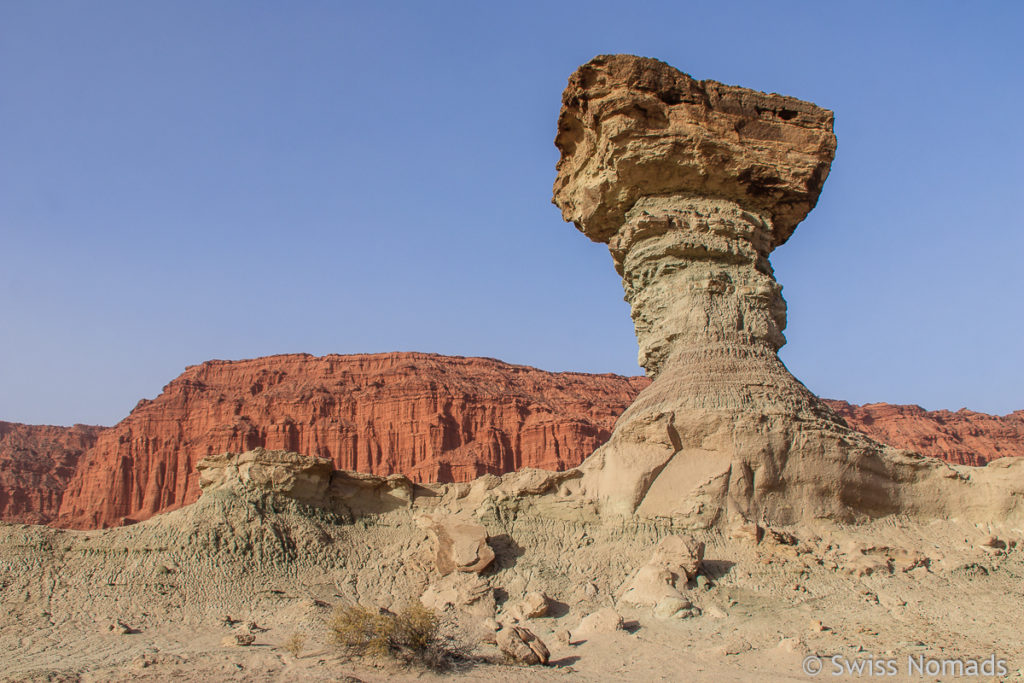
[1,486,1022,682]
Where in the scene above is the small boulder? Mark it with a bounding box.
[416,513,495,575]
[653,597,692,619]
[705,604,728,619]
[619,534,705,606]
[222,631,256,647]
[572,607,624,639]
[620,565,681,606]
[108,620,135,635]
[420,572,496,617]
[719,638,752,656]
[496,625,549,665]
[651,534,705,582]
[511,591,549,620]
[730,521,764,544]
[980,536,1007,554]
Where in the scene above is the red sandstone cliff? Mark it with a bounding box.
[0,422,104,524]
[3,353,1021,529]
[54,352,649,528]
[825,400,1024,467]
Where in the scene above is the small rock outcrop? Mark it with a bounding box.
[417,513,495,575]
[195,448,414,523]
[552,54,1024,525]
[572,607,624,640]
[496,625,550,665]
[221,631,255,647]
[509,591,549,620]
[619,535,704,606]
[654,597,700,620]
[420,573,496,618]
[197,448,333,503]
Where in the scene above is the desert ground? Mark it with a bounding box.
[1,457,1021,682]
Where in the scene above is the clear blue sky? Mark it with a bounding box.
[2,1,1022,426]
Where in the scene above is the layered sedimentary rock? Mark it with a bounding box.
[4,366,1019,532]
[825,400,1024,467]
[552,54,1024,525]
[0,422,104,524]
[6,402,1022,529]
[54,352,647,528]
[196,448,335,504]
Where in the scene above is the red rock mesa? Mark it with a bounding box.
[0,356,1020,529]
[53,352,647,528]
[824,400,1024,467]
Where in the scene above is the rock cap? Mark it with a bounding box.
[553,54,837,247]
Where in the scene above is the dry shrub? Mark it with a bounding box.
[329,602,442,666]
[282,631,306,658]
[329,605,392,657]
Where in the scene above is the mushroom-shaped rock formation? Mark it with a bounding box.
[553,55,1024,526]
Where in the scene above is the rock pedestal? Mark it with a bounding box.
[553,54,1024,526]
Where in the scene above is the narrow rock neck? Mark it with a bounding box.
[610,195,788,379]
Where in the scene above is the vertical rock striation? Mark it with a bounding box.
[0,422,104,524]
[54,352,647,528]
[4,388,1021,528]
[553,55,1024,525]
[824,400,1024,467]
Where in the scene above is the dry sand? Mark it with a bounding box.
[2,473,1022,682]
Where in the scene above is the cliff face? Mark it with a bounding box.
[825,400,1024,467]
[53,352,648,529]
[0,354,1020,529]
[0,422,104,524]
